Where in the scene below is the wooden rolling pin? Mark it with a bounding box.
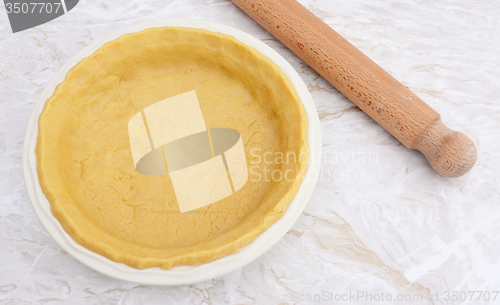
[231,0,477,177]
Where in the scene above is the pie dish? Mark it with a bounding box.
[23,20,321,284]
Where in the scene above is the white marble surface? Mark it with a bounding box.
[1,0,499,304]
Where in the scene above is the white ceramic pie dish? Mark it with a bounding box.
[22,19,321,285]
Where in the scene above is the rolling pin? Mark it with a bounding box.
[230,0,477,177]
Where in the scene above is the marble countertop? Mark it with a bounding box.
[1,0,499,304]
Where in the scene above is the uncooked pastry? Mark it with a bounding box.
[36,27,308,269]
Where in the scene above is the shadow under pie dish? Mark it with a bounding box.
[24,20,321,284]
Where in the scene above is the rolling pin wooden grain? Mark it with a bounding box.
[231,0,477,177]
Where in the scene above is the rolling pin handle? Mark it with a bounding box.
[411,118,477,178]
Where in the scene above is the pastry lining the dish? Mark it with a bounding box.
[36,27,308,269]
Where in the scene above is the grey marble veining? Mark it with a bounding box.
[1,0,499,304]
